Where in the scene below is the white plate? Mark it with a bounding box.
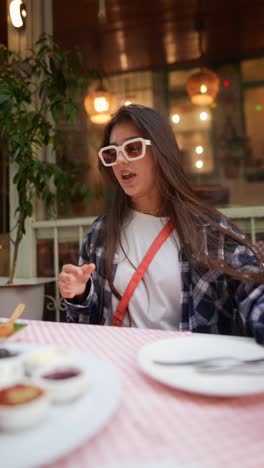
[138,334,264,397]
[1,343,121,468]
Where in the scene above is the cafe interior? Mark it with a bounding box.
[1,2,264,468]
[0,0,264,314]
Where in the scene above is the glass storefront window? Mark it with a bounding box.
[169,62,264,208]
[54,63,264,217]
[242,58,264,189]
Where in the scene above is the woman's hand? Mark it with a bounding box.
[59,263,96,299]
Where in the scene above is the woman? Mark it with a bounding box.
[59,104,264,344]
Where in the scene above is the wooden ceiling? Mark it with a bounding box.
[53,0,264,75]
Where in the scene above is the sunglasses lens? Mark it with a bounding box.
[100,139,147,165]
[124,140,143,158]
[101,148,117,165]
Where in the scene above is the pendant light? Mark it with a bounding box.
[186,68,220,106]
[84,79,117,125]
[84,0,117,125]
[186,8,220,106]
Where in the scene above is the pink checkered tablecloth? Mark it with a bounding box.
[8,321,264,468]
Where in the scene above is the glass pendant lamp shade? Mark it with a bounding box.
[84,86,117,125]
[84,5,118,124]
[186,68,220,106]
[185,12,220,106]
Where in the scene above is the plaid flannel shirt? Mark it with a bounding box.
[66,215,264,345]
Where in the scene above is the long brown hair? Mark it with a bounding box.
[97,104,264,301]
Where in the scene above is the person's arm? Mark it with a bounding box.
[235,280,264,345]
[65,276,101,324]
[59,262,97,323]
[59,217,103,324]
[232,244,264,345]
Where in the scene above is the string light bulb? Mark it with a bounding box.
[171,114,180,124]
[200,111,208,121]
[195,146,204,154]
[195,160,204,169]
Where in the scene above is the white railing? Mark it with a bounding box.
[32,206,264,321]
[33,217,96,321]
[221,206,264,244]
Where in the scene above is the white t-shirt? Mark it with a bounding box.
[109,211,181,329]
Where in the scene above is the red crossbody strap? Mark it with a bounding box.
[112,219,175,326]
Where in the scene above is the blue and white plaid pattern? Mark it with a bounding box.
[66,215,264,344]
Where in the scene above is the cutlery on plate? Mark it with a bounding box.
[152,356,264,369]
[196,364,264,375]
[0,303,25,337]
[195,357,264,374]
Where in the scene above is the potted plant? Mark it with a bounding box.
[0,34,93,318]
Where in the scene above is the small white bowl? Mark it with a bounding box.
[0,348,24,386]
[0,383,49,432]
[23,347,70,376]
[35,364,89,403]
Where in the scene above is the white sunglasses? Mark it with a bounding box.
[98,137,151,167]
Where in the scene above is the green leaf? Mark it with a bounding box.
[0,94,9,104]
